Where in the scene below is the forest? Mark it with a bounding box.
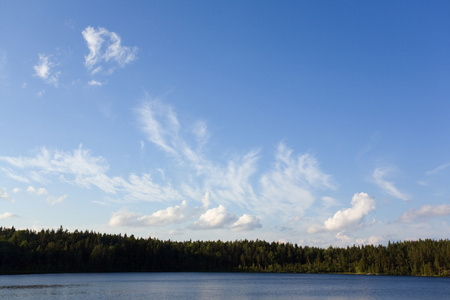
[1,226,449,276]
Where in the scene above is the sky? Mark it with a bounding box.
[1,1,450,247]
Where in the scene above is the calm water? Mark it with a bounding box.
[0,272,448,299]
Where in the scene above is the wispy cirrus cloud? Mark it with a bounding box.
[0,146,181,203]
[259,143,335,217]
[47,194,67,205]
[82,26,137,74]
[373,167,408,201]
[399,204,450,223]
[33,54,60,86]
[425,163,450,176]
[308,192,375,233]
[136,98,335,221]
[1,97,333,231]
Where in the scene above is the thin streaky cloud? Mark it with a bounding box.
[0,146,182,203]
[399,204,450,223]
[373,168,408,201]
[47,194,67,205]
[425,163,450,175]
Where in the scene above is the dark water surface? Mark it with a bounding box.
[0,272,448,299]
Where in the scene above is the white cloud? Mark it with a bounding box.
[230,214,262,231]
[190,205,237,229]
[1,167,30,182]
[0,146,181,203]
[373,168,408,201]
[136,99,335,221]
[109,201,188,227]
[356,236,380,245]
[138,200,188,225]
[108,210,140,227]
[0,212,14,219]
[137,100,180,156]
[321,196,339,208]
[308,192,375,233]
[0,188,11,201]
[12,188,20,193]
[33,54,60,86]
[399,204,450,223]
[122,173,182,202]
[335,232,352,243]
[88,79,103,86]
[82,26,137,74]
[27,186,48,195]
[426,163,450,175]
[47,194,67,205]
[259,143,335,216]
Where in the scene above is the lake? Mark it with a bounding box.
[0,272,448,299]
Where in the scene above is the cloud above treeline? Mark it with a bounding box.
[399,204,450,223]
[0,97,337,232]
[308,193,375,233]
[373,168,408,201]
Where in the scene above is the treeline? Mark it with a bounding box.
[0,226,449,276]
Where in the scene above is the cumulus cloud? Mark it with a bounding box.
[308,193,375,233]
[0,212,14,219]
[82,26,137,74]
[230,214,262,231]
[33,54,60,86]
[190,205,237,229]
[373,168,408,201]
[27,186,48,195]
[356,236,380,245]
[399,204,450,223]
[109,201,188,227]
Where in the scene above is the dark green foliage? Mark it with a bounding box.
[0,226,449,276]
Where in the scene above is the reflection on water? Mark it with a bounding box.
[0,284,84,290]
[0,273,449,300]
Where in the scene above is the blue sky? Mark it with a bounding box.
[1,1,450,246]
